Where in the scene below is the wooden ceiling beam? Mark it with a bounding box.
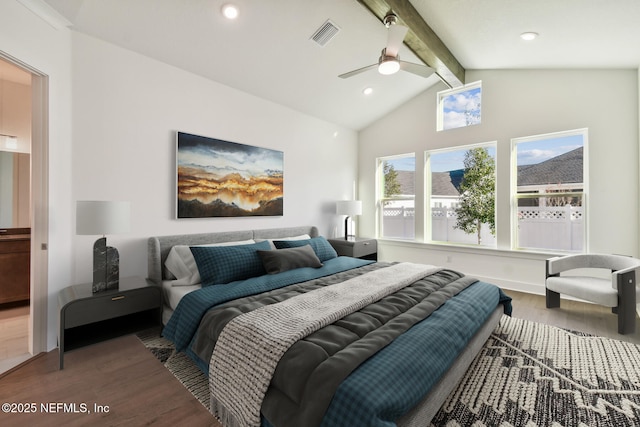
[356,0,465,88]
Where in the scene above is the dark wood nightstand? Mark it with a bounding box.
[328,237,377,261]
[58,276,162,369]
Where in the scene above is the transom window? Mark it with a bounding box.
[437,81,482,131]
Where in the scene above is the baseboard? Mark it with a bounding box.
[473,275,545,296]
[0,352,43,379]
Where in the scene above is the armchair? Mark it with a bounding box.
[545,254,640,334]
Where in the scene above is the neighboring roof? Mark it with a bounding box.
[393,147,582,196]
[393,170,461,196]
[432,171,460,196]
[518,147,583,186]
[396,170,415,195]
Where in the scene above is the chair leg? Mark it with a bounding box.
[617,271,636,335]
[546,289,560,308]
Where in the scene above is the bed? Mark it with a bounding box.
[147,225,511,427]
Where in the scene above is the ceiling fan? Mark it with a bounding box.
[339,13,435,79]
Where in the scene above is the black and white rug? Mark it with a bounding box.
[136,328,210,411]
[138,316,640,426]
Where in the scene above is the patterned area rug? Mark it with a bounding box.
[138,316,640,426]
[431,316,640,427]
[136,328,210,411]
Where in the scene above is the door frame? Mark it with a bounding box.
[0,53,49,357]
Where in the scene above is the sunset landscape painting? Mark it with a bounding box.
[176,132,283,218]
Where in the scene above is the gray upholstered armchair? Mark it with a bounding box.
[545,254,640,334]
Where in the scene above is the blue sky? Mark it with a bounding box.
[430,147,496,172]
[516,134,583,166]
[386,156,415,171]
[442,87,481,130]
[386,133,583,173]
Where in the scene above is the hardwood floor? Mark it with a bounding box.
[0,304,30,374]
[506,289,640,344]
[0,334,218,427]
[0,290,638,426]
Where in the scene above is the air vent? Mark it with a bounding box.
[311,20,340,47]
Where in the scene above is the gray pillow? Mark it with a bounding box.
[257,244,323,274]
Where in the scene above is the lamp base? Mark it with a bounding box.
[92,237,120,293]
[343,216,357,241]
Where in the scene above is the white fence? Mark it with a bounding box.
[517,205,583,251]
[382,205,583,250]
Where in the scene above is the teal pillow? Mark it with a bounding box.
[273,236,338,262]
[190,240,272,286]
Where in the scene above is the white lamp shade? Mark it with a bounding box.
[76,201,131,235]
[336,200,362,216]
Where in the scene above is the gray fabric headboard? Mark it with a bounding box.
[147,225,319,284]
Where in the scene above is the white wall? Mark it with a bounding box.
[359,69,639,294]
[0,1,73,351]
[1,5,358,351]
[71,33,358,290]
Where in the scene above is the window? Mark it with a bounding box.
[377,154,415,240]
[427,143,496,246]
[437,81,481,131]
[512,129,586,252]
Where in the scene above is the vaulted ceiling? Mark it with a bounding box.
[39,0,640,130]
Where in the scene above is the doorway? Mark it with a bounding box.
[0,55,47,374]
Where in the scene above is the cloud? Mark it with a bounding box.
[517,144,582,165]
[442,88,481,129]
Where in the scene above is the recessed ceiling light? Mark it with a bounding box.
[221,4,239,20]
[520,32,539,41]
[363,87,373,95]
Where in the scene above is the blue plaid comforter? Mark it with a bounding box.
[163,258,511,427]
[320,281,510,427]
[162,256,373,352]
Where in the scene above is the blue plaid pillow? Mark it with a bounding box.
[190,240,272,286]
[273,236,338,262]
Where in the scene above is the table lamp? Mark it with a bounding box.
[336,200,362,240]
[76,201,130,293]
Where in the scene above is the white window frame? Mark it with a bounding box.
[376,154,416,240]
[437,80,482,132]
[510,128,588,252]
[425,141,497,247]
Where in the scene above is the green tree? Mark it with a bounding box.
[383,161,401,197]
[454,148,496,244]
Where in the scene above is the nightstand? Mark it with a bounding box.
[328,237,377,261]
[58,276,162,369]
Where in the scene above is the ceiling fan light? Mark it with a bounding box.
[378,59,400,75]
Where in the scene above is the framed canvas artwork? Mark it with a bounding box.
[176,132,283,218]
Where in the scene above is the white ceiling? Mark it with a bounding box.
[34,0,640,130]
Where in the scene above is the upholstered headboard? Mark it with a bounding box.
[147,225,319,284]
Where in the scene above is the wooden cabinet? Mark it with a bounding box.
[0,228,30,304]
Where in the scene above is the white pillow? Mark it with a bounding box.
[255,234,311,250]
[165,239,255,286]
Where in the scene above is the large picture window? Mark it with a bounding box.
[427,143,496,246]
[377,154,415,240]
[512,129,587,252]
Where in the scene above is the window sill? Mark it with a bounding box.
[377,238,561,262]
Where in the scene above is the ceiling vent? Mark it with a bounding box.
[311,20,340,47]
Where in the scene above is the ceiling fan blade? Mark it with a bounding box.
[385,24,408,57]
[399,61,435,78]
[338,63,378,79]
